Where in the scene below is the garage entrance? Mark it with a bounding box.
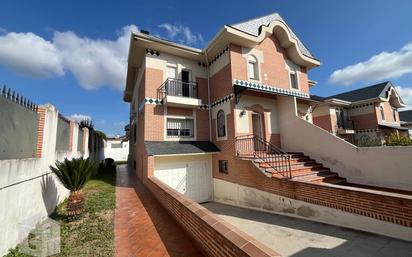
[154,155,212,203]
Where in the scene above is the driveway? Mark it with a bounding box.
[115,166,204,257]
[203,202,412,257]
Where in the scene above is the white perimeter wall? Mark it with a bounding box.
[213,178,412,241]
[0,104,93,256]
[277,96,412,191]
[104,140,129,161]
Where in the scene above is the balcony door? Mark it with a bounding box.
[166,66,177,96]
[181,70,191,97]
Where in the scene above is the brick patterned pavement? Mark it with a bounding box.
[115,166,204,257]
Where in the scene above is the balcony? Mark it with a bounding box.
[336,119,355,134]
[159,78,201,108]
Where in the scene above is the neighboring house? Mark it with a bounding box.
[400,110,412,139]
[311,82,408,145]
[104,136,129,161]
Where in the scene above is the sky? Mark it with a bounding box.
[1,0,412,135]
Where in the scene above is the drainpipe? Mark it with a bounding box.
[205,51,212,142]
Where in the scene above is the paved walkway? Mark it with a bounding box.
[115,166,204,257]
[203,202,412,257]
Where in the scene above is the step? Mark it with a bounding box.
[260,163,327,173]
[292,172,342,183]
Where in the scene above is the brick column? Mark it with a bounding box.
[35,107,46,158]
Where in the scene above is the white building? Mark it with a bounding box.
[104,136,129,161]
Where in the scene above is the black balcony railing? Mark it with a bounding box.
[235,135,292,178]
[158,78,198,99]
[337,119,354,130]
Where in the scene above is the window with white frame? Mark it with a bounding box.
[286,60,299,90]
[290,71,299,89]
[393,107,397,121]
[380,105,385,120]
[166,118,194,137]
[248,55,259,80]
[217,109,226,138]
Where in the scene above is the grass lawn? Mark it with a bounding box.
[6,165,117,257]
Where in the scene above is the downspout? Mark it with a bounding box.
[205,51,212,142]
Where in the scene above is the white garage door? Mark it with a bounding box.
[154,160,212,203]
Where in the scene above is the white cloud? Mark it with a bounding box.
[158,24,204,46]
[0,27,7,34]
[396,86,412,109]
[68,113,92,122]
[329,42,412,86]
[0,32,64,77]
[53,25,137,90]
[0,25,138,90]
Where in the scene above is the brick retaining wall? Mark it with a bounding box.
[145,177,281,257]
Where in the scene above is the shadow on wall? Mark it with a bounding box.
[41,175,59,215]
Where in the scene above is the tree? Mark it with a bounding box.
[50,157,97,217]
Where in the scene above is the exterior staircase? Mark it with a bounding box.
[235,135,346,185]
[254,152,346,184]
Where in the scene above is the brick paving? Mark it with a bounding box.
[115,166,204,257]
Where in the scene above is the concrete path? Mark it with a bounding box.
[203,202,412,257]
[115,166,204,257]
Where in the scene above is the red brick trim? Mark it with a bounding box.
[145,177,281,257]
[35,107,46,158]
[227,163,412,228]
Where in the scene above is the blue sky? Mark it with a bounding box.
[1,0,412,135]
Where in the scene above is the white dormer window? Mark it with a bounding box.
[248,55,259,80]
[380,105,385,121]
[290,71,298,90]
[393,107,397,121]
[285,60,300,90]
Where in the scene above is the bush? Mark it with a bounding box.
[386,133,412,146]
[357,135,382,147]
[104,158,115,167]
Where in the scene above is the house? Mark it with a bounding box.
[104,136,129,161]
[123,13,412,240]
[311,82,408,145]
[124,12,324,203]
[400,109,412,138]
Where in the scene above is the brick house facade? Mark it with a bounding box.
[123,13,412,240]
[311,82,408,145]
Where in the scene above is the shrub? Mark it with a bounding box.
[357,135,382,147]
[104,158,115,167]
[386,133,412,146]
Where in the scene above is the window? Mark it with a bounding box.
[380,105,385,120]
[111,143,122,148]
[217,109,226,138]
[290,71,299,89]
[218,160,228,174]
[167,118,194,137]
[286,60,299,90]
[393,108,397,121]
[248,55,259,80]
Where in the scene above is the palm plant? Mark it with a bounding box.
[50,157,97,217]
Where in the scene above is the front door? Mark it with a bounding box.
[252,113,264,151]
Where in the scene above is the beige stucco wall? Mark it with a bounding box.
[146,52,208,81]
[213,178,412,241]
[235,94,280,134]
[277,96,412,191]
